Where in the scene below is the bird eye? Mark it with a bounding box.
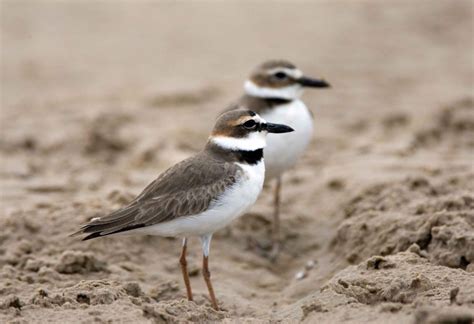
[243,120,257,129]
[274,72,287,79]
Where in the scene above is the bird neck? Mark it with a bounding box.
[244,80,303,100]
[205,141,264,165]
[232,148,263,165]
[209,132,266,151]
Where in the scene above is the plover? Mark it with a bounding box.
[72,110,293,310]
[227,60,330,259]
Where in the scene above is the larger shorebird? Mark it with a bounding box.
[73,110,293,310]
[228,60,330,259]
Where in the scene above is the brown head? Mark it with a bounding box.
[245,60,330,100]
[209,109,293,151]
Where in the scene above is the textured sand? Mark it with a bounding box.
[1,1,473,323]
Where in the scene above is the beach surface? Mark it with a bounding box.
[1,1,473,323]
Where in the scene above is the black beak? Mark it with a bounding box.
[297,76,331,88]
[265,123,294,134]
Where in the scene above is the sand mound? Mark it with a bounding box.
[142,300,225,323]
[1,275,226,323]
[331,173,474,269]
[54,251,108,275]
[279,252,474,323]
[329,253,474,305]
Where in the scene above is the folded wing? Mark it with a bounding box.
[73,153,240,240]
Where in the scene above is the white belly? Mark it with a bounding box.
[261,100,313,180]
[134,161,265,237]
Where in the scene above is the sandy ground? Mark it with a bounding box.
[1,1,473,323]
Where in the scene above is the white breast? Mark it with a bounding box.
[261,100,313,180]
[134,161,265,237]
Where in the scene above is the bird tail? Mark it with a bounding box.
[71,204,145,241]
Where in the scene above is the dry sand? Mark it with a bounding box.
[1,1,473,323]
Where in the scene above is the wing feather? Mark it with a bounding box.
[73,152,241,240]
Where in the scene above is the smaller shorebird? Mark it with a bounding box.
[227,60,330,259]
[72,110,293,310]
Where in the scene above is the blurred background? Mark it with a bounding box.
[1,1,473,323]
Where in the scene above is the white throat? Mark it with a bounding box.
[244,80,303,100]
[210,132,267,151]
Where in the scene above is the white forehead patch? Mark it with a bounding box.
[266,67,303,79]
[244,80,303,100]
[252,114,266,124]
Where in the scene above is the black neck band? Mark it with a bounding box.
[263,97,293,105]
[234,149,263,165]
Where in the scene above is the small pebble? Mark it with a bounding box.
[295,270,307,280]
[305,260,316,270]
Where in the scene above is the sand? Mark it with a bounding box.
[1,1,473,323]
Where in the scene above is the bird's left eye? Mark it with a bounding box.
[274,72,287,79]
[243,120,257,129]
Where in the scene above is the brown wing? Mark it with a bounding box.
[74,152,241,240]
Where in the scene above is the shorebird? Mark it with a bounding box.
[227,60,330,259]
[72,110,293,310]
